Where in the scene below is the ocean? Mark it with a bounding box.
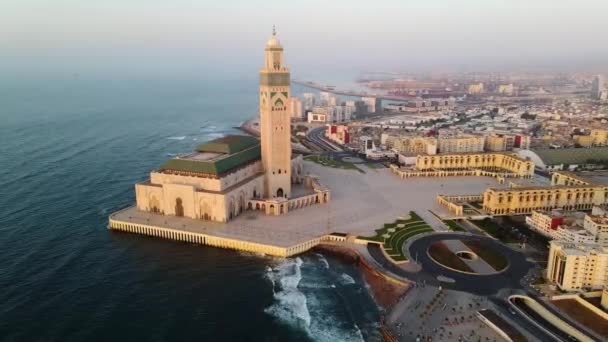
[0,79,380,341]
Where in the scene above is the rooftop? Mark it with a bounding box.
[195,135,259,154]
[159,135,261,176]
[532,147,608,165]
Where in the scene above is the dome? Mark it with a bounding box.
[266,36,281,48]
[266,26,282,48]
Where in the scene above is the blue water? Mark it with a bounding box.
[0,79,379,341]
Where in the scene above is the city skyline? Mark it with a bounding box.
[3,0,608,79]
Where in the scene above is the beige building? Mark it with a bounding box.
[547,240,608,291]
[438,135,485,153]
[497,84,515,96]
[468,82,484,95]
[482,185,608,216]
[134,29,330,223]
[384,135,437,156]
[416,152,533,175]
[574,129,608,147]
[484,134,531,152]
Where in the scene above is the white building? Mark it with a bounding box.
[525,210,564,239]
[362,97,381,114]
[584,214,608,248]
[302,93,316,111]
[555,224,596,245]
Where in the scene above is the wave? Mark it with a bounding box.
[264,257,311,329]
[339,273,355,285]
[315,253,330,269]
[166,136,186,140]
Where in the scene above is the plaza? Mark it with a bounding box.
[111,161,506,255]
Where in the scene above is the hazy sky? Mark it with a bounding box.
[2,0,607,79]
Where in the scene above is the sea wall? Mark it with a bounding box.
[108,218,320,257]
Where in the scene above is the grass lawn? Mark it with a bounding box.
[443,220,466,232]
[304,155,364,173]
[461,240,508,271]
[472,218,518,243]
[360,211,433,262]
[428,242,474,273]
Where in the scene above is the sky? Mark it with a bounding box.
[1,0,607,80]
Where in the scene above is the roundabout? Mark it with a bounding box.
[408,233,534,295]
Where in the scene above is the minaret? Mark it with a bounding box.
[259,26,292,199]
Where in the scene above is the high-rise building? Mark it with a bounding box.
[362,97,381,114]
[288,97,303,120]
[591,75,604,99]
[259,28,292,198]
[547,240,608,291]
[302,93,316,111]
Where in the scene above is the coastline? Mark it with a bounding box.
[313,244,410,341]
[313,244,410,307]
[238,117,260,137]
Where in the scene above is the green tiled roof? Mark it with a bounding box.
[157,135,265,176]
[533,147,608,165]
[161,145,261,175]
[195,135,260,154]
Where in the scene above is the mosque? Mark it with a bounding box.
[134,29,330,223]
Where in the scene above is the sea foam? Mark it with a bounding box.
[264,257,311,328]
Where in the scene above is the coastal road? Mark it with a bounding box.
[306,126,343,152]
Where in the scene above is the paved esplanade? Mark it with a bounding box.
[114,162,506,248]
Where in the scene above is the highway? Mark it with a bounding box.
[306,126,343,152]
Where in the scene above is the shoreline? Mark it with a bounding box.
[238,117,260,137]
[313,244,410,342]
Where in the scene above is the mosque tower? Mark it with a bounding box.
[259,27,292,199]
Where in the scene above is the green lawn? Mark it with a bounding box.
[304,155,364,173]
[472,218,518,243]
[461,240,508,271]
[443,220,466,232]
[428,242,474,273]
[361,211,433,262]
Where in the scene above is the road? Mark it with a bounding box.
[306,126,343,152]
[363,232,575,341]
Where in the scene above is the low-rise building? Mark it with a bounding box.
[438,135,485,153]
[575,129,608,147]
[325,124,350,145]
[383,134,438,156]
[484,134,531,152]
[547,240,608,291]
[584,214,608,248]
[525,210,564,238]
[468,83,484,95]
[555,224,596,245]
[483,184,608,216]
